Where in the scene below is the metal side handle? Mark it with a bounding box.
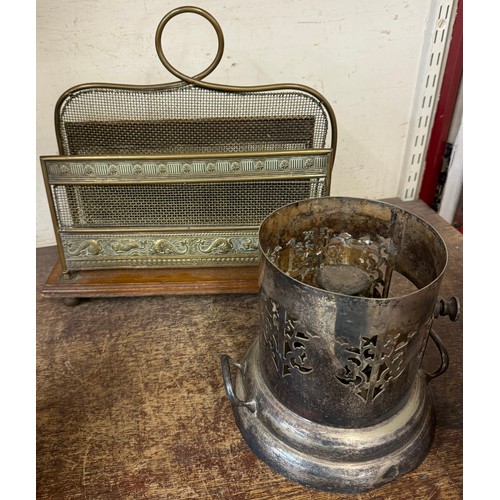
[424,329,450,381]
[221,354,256,413]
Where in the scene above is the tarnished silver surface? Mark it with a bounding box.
[222,340,435,493]
[222,196,459,493]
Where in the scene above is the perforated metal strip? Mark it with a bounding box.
[399,0,457,200]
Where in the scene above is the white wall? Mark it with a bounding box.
[36,0,431,247]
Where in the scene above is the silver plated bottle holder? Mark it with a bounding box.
[221,197,459,493]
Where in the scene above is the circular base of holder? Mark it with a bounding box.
[230,339,436,494]
[317,264,372,295]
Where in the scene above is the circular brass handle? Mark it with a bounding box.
[155,6,225,82]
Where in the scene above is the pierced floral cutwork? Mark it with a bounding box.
[336,328,421,403]
[261,295,316,377]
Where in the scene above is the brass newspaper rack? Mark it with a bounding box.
[41,6,337,303]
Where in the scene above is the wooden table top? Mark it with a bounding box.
[36,198,462,499]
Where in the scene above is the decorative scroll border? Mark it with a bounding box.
[45,153,329,182]
[60,231,260,270]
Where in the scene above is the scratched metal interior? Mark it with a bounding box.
[263,200,446,299]
[268,229,400,297]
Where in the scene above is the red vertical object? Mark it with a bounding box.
[419,0,463,206]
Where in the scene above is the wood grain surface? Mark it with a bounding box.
[42,260,260,298]
[36,199,462,499]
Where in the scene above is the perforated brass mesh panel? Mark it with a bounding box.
[51,178,325,229]
[57,85,329,155]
